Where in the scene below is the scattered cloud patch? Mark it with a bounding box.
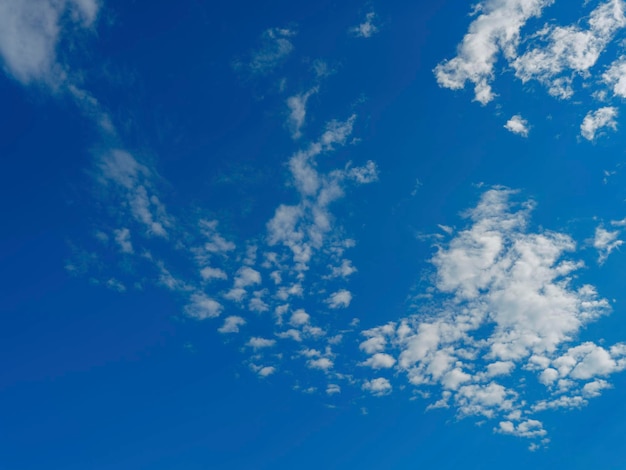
[504,115,529,137]
[593,226,623,263]
[580,106,618,141]
[218,316,246,334]
[359,188,624,442]
[363,377,392,396]
[327,289,352,309]
[350,12,379,38]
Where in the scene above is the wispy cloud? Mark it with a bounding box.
[580,106,618,141]
[0,0,100,86]
[350,12,379,38]
[241,27,297,75]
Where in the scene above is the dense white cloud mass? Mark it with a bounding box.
[0,0,99,85]
[434,0,554,104]
[359,188,625,443]
[580,106,618,140]
[504,115,530,136]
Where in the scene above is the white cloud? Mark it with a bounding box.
[580,106,618,140]
[247,337,276,350]
[327,289,352,309]
[359,188,622,440]
[363,377,392,396]
[362,353,396,369]
[287,87,318,139]
[434,0,553,104]
[593,225,623,263]
[218,316,246,334]
[184,293,224,320]
[326,384,341,395]
[200,267,228,281]
[308,357,334,370]
[513,0,626,99]
[0,0,99,85]
[251,364,276,377]
[350,12,379,38]
[234,266,262,288]
[603,55,626,97]
[289,309,310,326]
[504,115,529,137]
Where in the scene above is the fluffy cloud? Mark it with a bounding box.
[326,289,353,309]
[580,106,618,141]
[0,0,99,85]
[434,0,553,104]
[359,188,623,442]
[218,316,246,334]
[514,0,626,99]
[504,115,529,137]
[185,293,224,320]
[362,377,392,396]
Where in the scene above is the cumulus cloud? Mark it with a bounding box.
[504,115,529,137]
[326,289,353,309]
[434,0,553,104]
[363,377,392,396]
[185,293,224,320]
[218,316,246,334]
[247,337,276,350]
[359,188,623,442]
[350,12,379,38]
[580,106,618,140]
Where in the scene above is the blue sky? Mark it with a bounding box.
[3,0,626,468]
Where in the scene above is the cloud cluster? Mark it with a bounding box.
[358,188,624,444]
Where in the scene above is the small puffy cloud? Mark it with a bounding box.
[350,12,379,38]
[247,337,276,350]
[362,353,396,369]
[308,357,334,370]
[251,364,276,377]
[593,225,623,264]
[581,107,618,141]
[327,289,352,309]
[326,384,341,395]
[289,309,310,326]
[184,293,223,320]
[200,267,228,281]
[363,378,392,396]
[504,115,529,137]
[603,55,626,97]
[234,266,262,288]
[218,316,246,334]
